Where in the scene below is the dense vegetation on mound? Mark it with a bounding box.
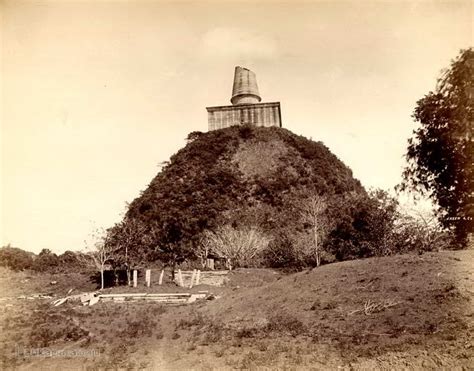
[111,125,400,268]
[1,126,449,273]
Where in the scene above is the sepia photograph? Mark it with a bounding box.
[1,0,472,369]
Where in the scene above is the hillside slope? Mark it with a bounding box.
[1,250,471,369]
[154,250,474,369]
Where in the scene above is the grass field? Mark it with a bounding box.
[0,250,473,370]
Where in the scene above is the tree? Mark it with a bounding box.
[107,218,147,286]
[198,224,269,269]
[145,218,194,280]
[300,195,330,267]
[263,232,300,269]
[326,190,399,260]
[400,48,473,245]
[84,228,115,290]
[196,236,211,269]
[201,225,270,268]
[360,189,400,256]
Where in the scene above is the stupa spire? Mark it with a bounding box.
[231,66,262,105]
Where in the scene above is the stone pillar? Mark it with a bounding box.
[133,270,138,288]
[196,270,201,286]
[207,258,215,270]
[158,270,164,285]
[189,269,197,289]
[177,269,184,287]
[145,269,151,287]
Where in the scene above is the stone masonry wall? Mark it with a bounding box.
[207,102,282,131]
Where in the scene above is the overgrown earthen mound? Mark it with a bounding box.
[124,126,368,262]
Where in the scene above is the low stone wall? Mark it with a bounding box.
[174,270,229,287]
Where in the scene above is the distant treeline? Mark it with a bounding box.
[0,245,89,273]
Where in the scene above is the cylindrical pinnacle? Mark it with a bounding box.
[231,66,262,105]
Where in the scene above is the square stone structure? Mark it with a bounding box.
[207,102,282,131]
[206,66,282,131]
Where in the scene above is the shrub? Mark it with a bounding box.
[31,249,60,272]
[263,232,300,269]
[201,225,270,268]
[0,245,33,271]
[57,250,90,272]
[319,250,336,264]
[177,311,206,329]
[265,313,306,336]
[235,327,257,338]
[120,316,159,338]
[325,190,399,260]
[186,131,204,143]
[238,124,254,139]
[264,231,336,269]
[29,318,88,348]
[29,326,60,347]
[121,319,151,337]
[391,208,453,253]
[65,325,88,341]
[201,326,223,344]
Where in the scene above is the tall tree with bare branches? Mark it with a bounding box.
[201,225,270,268]
[84,228,116,290]
[300,195,330,267]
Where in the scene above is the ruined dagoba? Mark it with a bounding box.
[207,66,282,131]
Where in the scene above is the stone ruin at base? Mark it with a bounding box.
[206,66,282,131]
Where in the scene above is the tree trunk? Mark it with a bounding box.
[170,263,175,280]
[314,224,320,267]
[126,246,130,286]
[100,268,105,290]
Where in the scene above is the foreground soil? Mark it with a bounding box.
[0,250,473,370]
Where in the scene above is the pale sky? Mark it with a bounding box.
[1,1,472,253]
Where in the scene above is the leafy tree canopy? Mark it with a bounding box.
[400,48,473,245]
